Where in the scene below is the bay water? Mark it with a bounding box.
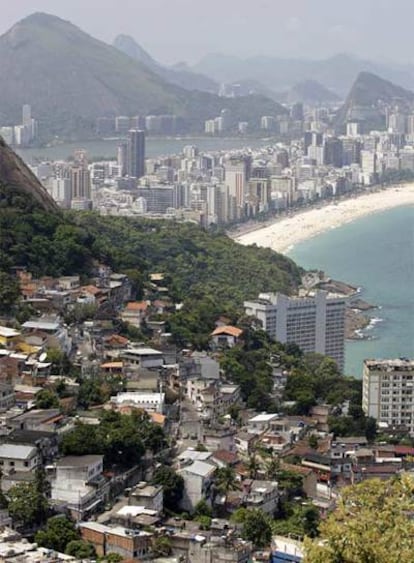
[289,205,414,378]
[17,136,274,163]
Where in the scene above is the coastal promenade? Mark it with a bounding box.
[233,184,414,254]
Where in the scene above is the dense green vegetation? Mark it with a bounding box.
[232,508,273,548]
[7,469,49,529]
[0,181,301,346]
[35,516,79,554]
[283,352,361,413]
[151,466,184,512]
[60,410,166,468]
[73,212,300,303]
[219,328,362,412]
[35,515,96,558]
[0,183,93,276]
[305,476,414,562]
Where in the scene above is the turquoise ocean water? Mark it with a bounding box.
[288,205,414,378]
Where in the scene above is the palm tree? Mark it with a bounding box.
[214,466,240,513]
[265,457,280,480]
[247,454,260,479]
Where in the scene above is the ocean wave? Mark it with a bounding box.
[365,317,384,330]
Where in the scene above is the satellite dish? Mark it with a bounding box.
[39,352,47,362]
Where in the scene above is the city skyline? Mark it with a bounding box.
[1,0,414,65]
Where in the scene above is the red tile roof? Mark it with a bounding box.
[125,301,148,311]
[105,334,129,346]
[212,450,239,465]
[211,325,243,338]
[81,285,101,295]
[394,445,414,456]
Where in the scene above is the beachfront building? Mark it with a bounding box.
[362,358,414,435]
[244,290,346,371]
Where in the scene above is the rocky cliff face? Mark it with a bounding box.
[0,137,58,212]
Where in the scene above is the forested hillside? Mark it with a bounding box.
[0,177,302,326]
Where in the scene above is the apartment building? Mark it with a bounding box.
[80,522,152,559]
[244,290,346,371]
[362,358,414,434]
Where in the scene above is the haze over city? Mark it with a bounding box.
[2,0,414,64]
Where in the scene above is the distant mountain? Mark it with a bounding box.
[282,80,340,104]
[336,71,414,131]
[193,53,414,97]
[0,14,285,139]
[113,34,157,69]
[113,34,218,93]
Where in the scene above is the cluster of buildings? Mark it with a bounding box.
[32,129,145,211]
[26,98,414,224]
[0,254,411,561]
[96,114,181,136]
[0,105,38,147]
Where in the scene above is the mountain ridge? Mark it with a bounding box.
[192,52,414,96]
[0,13,286,139]
[335,71,414,131]
[113,34,219,93]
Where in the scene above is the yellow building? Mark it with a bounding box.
[0,326,21,349]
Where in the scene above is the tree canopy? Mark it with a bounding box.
[60,410,166,468]
[239,508,273,548]
[1,178,302,349]
[304,475,414,563]
[151,466,184,512]
[8,482,48,528]
[35,516,79,554]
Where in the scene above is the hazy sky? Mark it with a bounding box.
[1,0,413,65]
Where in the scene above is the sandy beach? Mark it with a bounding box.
[233,185,414,254]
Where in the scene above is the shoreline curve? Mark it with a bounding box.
[232,185,414,254]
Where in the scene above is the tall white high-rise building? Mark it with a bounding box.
[224,158,250,218]
[363,359,414,434]
[244,291,346,371]
[22,104,32,127]
[117,142,128,177]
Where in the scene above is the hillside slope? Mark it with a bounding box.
[0,137,57,212]
[285,80,340,104]
[0,140,301,319]
[0,13,181,135]
[113,34,218,93]
[336,71,414,131]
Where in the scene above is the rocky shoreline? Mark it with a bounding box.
[303,273,378,341]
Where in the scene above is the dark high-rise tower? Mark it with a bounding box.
[127,129,145,178]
